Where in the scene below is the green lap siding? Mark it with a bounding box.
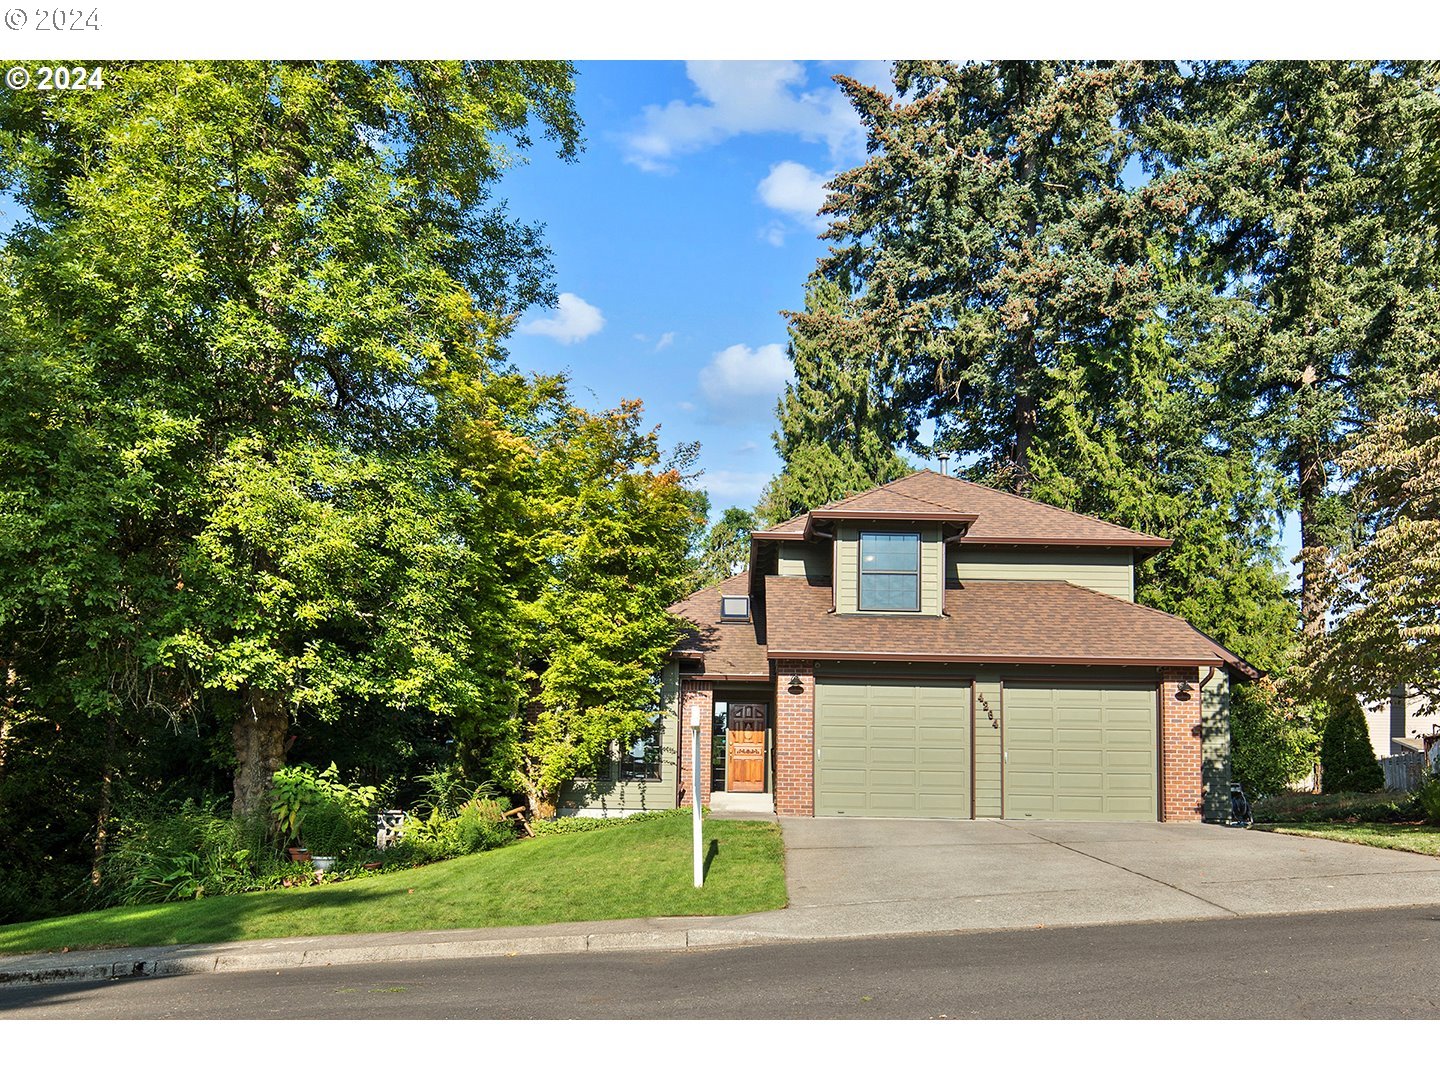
[815,678,971,818]
[1003,684,1157,821]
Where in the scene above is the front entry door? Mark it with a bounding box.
[726,704,767,793]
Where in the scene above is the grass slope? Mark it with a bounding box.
[1257,822,1440,857]
[0,815,786,956]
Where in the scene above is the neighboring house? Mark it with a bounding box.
[560,469,1257,822]
[1362,686,1437,760]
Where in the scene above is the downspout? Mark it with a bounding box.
[940,523,973,618]
[809,526,837,614]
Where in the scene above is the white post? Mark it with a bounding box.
[690,703,703,888]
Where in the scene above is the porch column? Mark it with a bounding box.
[1160,666,1204,822]
[677,680,714,809]
[774,659,815,817]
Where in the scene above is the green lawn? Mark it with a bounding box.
[0,815,787,956]
[1257,822,1440,857]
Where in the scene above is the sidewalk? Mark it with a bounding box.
[4,819,1438,986]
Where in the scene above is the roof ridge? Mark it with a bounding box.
[815,470,933,512]
[935,474,1170,542]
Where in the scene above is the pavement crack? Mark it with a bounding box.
[1008,826,1244,918]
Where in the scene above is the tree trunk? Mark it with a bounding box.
[528,789,558,820]
[0,661,18,787]
[1297,440,1328,640]
[90,711,118,889]
[233,687,289,819]
[1011,62,1040,495]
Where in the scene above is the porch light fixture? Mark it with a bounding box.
[689,704,703,889]
[787,674,804,694]
[1176,678,1194,700]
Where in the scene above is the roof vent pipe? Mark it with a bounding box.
[937,451,951,477]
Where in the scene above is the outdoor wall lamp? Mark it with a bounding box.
[787,674,804,694]
[1176,678,1195,700]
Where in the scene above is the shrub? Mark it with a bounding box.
[1252,790,1419,824]
[398,795,514,861]
[1229,679,1320,795]
[269,762,380,856]
[1320,694,1384,794]
[530,808,689,835]
[1418,779,1440,826]
[97,800,285,906]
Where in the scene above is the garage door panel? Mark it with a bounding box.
[815,679,971,818]
[1004,683,1157,822]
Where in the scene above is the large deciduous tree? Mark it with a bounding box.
[0,61,581,819]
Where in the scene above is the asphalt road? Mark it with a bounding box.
[3,906,1439,1019]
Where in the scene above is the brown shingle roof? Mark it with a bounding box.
[667,572,770,678]
[752,470,1170,548]
[763,575,1255,675]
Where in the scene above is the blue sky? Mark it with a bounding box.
[493,60,896,513]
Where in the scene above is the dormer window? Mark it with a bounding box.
[859,531,920,611]
[720,595,750,621]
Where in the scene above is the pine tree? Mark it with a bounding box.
[814,61,1170,492]
[759,278,910,524]
[1165,61,1440,641]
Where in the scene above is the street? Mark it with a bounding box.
[3,905,1438,1019]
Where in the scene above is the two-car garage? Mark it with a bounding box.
[813,676,1159,821]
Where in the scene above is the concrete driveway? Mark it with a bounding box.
[718,818,1440,940]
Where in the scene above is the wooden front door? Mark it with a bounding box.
[726,703,768,793]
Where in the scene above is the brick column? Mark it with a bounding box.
[677,680,714,809]
[774,659,815,816]
[1160,666,1203,822]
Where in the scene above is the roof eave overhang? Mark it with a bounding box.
[765,648,1235,669]
[959,535,1173,550]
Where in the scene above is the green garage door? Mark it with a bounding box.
[815,679,971,818]
[1004,684,1157,821]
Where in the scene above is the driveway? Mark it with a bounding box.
[715,818,1440,940]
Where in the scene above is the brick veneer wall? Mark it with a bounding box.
[1160,666,1204,821]
[774,659,815,816]
[677,680,714,809]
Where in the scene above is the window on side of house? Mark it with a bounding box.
[620,722,663,781]
[859,531,921,611]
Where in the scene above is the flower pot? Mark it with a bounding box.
[310,855,338,873]
[288,847,310,863]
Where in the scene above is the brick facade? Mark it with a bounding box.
[774,659,815,816]
[676,680,714,809]
[1160,666,1204,822]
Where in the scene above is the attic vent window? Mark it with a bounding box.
[720,595,750,621]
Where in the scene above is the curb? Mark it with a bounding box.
[0,927,794,987]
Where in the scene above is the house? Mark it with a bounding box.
[559,469,1257,823]
[1362,686,1436,760]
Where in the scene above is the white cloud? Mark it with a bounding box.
[699,343,792,409]
[700,469,775,507]
[758,161,830,221]
[625,61,865,171]
[655,331,676,352]
[676,401,697,413]
[759,222,788,247]
[519,292,605,345]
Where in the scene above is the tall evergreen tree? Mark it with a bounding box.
[1164,61,1440,640]
[813,61,1170,493]
[759,279,910,525]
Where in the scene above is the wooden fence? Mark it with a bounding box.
[1380,751,1428,792]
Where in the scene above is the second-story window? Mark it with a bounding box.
[859,531,920,611]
